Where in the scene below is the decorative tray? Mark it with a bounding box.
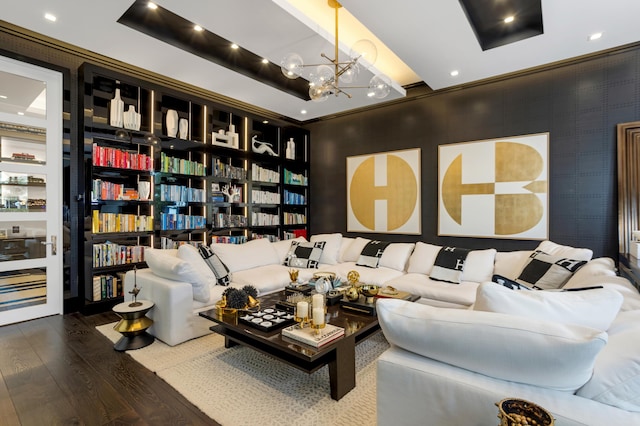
[239,307,295,331]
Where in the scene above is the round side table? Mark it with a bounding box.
[112,300,155,351]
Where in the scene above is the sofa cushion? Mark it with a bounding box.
[377,298,608,392]
[473,282,623,331]
[386,273,478,307]
[272,237,306,264]
[493,250,532,280]
[429,246,470,284]
[197,245,231,286]
[576,310,640,411]
[284,241,325,269]
[516,250,588,289]
[407,242,440,274]
[146,248,211,303]
[323,262,405,286]
[536,240,593,261]
[210,239,279,273]
[564,257,617,288]
[231,264,318,294]
[310,233,342,265]
[408,242,496,284]
[379,243,415,272]
[342,237,370,262]
[338,237,354,263]
[356,240,391,268]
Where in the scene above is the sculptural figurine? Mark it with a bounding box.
[128,266,142,307]
[251,135,278,156]
[221,184,241,203]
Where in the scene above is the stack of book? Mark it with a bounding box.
[281,323,345,348]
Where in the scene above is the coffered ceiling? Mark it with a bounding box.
[2,0,640,122]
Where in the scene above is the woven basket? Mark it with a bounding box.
[496,398,555,426]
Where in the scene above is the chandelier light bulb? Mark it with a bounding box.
[339,62,360,84]
[309,85,330,102]
[368,74,391,99]
[349,39,378,69]
[280,53,304,79]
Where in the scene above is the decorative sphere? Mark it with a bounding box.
[280,53,304,79]
[339,62,359,84]
[368,74,391,99]
[309,84,330,102]
[349,39,377,69]
[347,270,360,284]
[310,64,334,85]
[346,285,360,302]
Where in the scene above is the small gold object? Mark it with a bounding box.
[359,284,380,304]
[345,285,360,302]
[347,270,360,285]
[288,268,299,284]
[496,398,555,426]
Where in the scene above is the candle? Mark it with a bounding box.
[296,301,308,319]
[312,307,325,325]
[312,293,324,309]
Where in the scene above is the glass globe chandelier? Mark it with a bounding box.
[280,0,391,102]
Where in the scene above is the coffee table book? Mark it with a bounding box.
[282,323,345,348]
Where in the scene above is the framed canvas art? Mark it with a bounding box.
[438,133,549,239]
[347,148,421,234]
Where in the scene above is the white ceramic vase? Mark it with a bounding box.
[178,118,188,139]
[166,109,179,137]
[123,105,141,131]
[109,88,124,128]
[138,181,151,201]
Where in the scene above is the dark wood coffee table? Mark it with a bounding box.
[199,291,382,400]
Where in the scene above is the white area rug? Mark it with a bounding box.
[97,323,388,425]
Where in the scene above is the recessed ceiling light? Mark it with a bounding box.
[450,70,459,77]
[17,112,24,116]
[504,16,515,24]
[300,110,307,115]
[262,120,269,124]
[589,32,603,41]
[231,43,239,50]
[194,25,203,32]
[44,13,57,22]
[0,95,7,99]
[147,2,158,9]
[261,58,269,64]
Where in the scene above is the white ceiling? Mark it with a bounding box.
[2,0,640,122]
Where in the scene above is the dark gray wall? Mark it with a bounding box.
[307,46,640,259]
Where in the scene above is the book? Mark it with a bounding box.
[281,323,345,348]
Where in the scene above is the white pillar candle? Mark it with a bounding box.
[296,301,308,318]
[312,293,324,309]
[312,307,325,325]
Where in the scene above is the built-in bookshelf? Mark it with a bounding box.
[78,63,310,313]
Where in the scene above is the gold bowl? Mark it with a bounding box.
[359,284,380,303]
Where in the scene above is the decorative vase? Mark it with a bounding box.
[286,138,296,160]
[109,88,124,128]
[123,105,141,131]
[178,118,188,139]
[166,109,178,137]
[138,181,151,201]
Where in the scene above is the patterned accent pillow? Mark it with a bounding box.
[429,247,470,284]
[199,245,231,286]
[356,240,391,268]
[284,241,326,269]
[516,250,587,290]
[492,274,535,290]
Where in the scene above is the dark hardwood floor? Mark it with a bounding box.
[0,312,219,425]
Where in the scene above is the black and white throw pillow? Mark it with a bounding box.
[356,240,391,268]
[516,250,587,290]
[284,241,326,269]
[199,245,231,286]
[429,246,470,284]
[492,274,535,290]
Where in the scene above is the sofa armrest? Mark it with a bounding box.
[124,269,205,346]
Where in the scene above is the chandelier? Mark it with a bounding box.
[280,0,391,102]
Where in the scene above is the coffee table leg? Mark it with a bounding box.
[329,338,356,400]
[224,336,239,348]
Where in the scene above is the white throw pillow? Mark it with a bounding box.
[210,239,279,273]
[310,233,343,265]
[493,250,534,280]
[563,257,617,288]
[406,242,441,274]
[341,237,370,262]
[377,298,607,392]
[338,237,354,263]
[536,240,593,261]
[473,282,623,331]
[461,248,497,283]
[379,243,415,271]
[576,310,640,411]
[145,248,210,302]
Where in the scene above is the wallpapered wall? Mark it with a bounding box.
[306,46,640,259]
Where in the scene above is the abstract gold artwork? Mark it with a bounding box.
[438,134,549,239]
[347,149,421,234]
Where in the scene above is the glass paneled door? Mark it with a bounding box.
[0,55,63,325]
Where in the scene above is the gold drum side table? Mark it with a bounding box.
[112,300,155,351]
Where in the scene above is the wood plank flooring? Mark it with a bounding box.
[0,312,219,425]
